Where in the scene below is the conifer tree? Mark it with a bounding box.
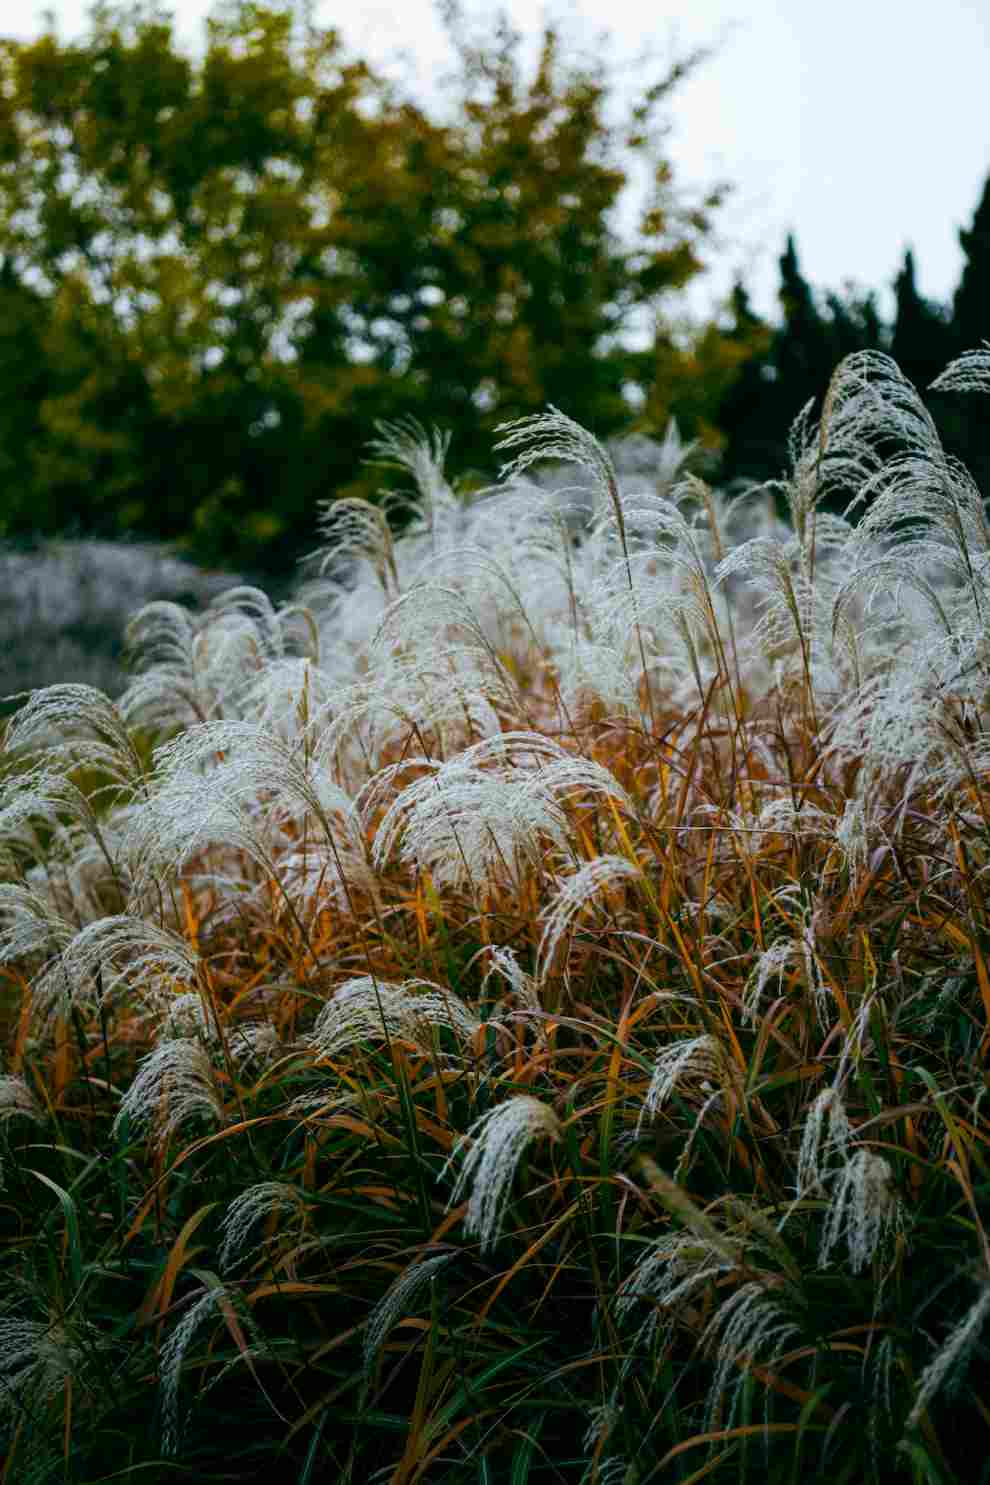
[890,248,952,393]
[774,234,834,409]
[952,173,990,351]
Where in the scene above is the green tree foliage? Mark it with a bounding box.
[0,0,726,574]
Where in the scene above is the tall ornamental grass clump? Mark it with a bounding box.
[3,348,990,1482]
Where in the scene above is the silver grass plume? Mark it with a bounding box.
[495,405,624,531]
[158,1280,261,1456]
[126,719,364,901]
[0,766,124,880]
[635,1033,733,1139]
[112,1037,223,1151]
[30,915,201,1027]
[315,650,513,776]
[307,976,481,1061]
[616,1230,735,1357]
[700,1278,801,1432]
[364,417,461,550]
[3,684,146,790]
[906,1280,990,1432]
[218,1181,308,1273]
[369,730,631,894]
[481,945,542,1015]
[794,1086,854,1198]
[440,1094,562,1255]
[818,1148,900,1273]
[0,1313,108,1440]
[119,599,211,736]
[159,992,279,1072]
[742,939,799,1026]
[537,855,641,985]
[495,407,662,721]
[929,344,990,398]
[0,882,76,966]
[362,1251,455,1378]
[310,495,399,599]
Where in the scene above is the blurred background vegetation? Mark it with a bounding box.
[0,0,988,583]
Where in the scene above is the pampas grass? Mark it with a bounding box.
[3,350,990,1481]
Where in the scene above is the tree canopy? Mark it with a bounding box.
[0,0,728,573]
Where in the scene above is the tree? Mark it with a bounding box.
[708,280,778,484]
[773,234,835,413]
[0,0,727,574]
[890,248,952,392]
[952,172,990,351]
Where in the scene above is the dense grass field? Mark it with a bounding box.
[3,348,990,1483]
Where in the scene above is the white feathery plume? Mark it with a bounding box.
[124,587,289,727]
[370,730,630,893]
[112,1037,223,1151]
[494,405,623,530]
[157,993,279,1071]
[0,882,76,966]
[929,344,990,398]
[440,1094,562,1255]
[742,939,798,1026]
[906,1281,990,1431]
[362,1252,455,1378]
[818,1148,900,1273]
[237,657,337,740]
[582,1399,621,1454]
[794,1086,854,1200]
[124,759,279,891]
[553,633,641,719]
[3,684,145,789]
[149,720,358,839]
[119,599,212,736]
[0,768,124,880]
[218,1181,308,1273]
[120,723,353,907]
[307,976,481,1061]
[30,915,201,1025]
[0,1315,106,1431]
[316,649,513,776]
[310,494,399,598]
[371,757,568,892]
[364,417,461,548]
[158,1281,257,1456]
[834,793,873,894]
[481,945,542,1014]
[537,855,640,985]
[635,1033,730,1139]
[273,837,378,918]
[369,581,509,673]
[615,1231,735,1358]
[700,1279,801,1431]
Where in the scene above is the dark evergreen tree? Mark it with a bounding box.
[890,248,952,391]
[712,280,779,484]
[826,284,885,361]
[952,173,990,351]
[936,176,990,500]
[774,234,834,413]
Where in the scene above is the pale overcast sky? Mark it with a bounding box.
[5,0,989,326]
